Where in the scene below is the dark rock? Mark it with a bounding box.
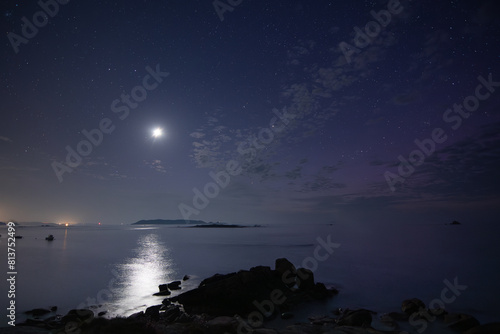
[379,313,398,328]
[326,326,373,334]
[163,305,181,323]
[127,311,144,320]
[199,272,236,287]
[296,268,315,290]
[167,280,182,290]
[308,315,335,325]
[206,316,237,333]
[336,309,372,327]
[21,318,47,327]
[282,324,320,334]
[154,284,171,296]
[254,329,278,334]
[428,307,447,317]
[153,290,171,296]
[444,313,480,332]
[176,312,192,323]
[61,309,94,324]
[332,308,343,316]
[25,308,51,317]
[251,265,272,274]
[275,258,297,287]
[145,305,162,319]
[161,298,171,306]
[0,326,51,333]
[79,317,156,334]
[281,312,294,319]
[50,306,57,312]
[401,298,425,315]
[464,322,500,334]
[171,258,335,317]
[450,220,461,225]
[173,266,289,316]
[310,282,337,299]
[182,275,190,281]
[97,311,107,317]
[383,311,409,321]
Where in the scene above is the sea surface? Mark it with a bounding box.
[1,222,499,328]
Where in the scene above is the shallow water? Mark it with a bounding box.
[1,222,498,328]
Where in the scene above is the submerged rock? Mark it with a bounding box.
[25,308,51,317]
[61,309,94,324]
[167,280,182,290]
[153,284,171,296]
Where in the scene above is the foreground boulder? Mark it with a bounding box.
[170,258,337,317]
[336,309,373,327]
[445,313,480,332]
[464,322,500,334]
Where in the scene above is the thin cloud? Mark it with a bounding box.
[0,136,13,143]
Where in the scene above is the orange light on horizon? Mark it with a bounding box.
[65,223,69,227]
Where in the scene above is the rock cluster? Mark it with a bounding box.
[169,258,337,317]
[13,259,500,334]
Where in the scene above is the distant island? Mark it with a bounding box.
[0,221,56,226]
[190,223,247,228]
[131,219,256,228]
[132,219,207,225]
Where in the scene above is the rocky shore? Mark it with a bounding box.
[10,258,500,334]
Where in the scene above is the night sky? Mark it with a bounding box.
[1,0,499,226]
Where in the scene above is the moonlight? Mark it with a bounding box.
[152,128,163,138]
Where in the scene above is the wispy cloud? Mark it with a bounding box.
[144,159,168,174]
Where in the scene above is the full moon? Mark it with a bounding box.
[152,128,163,138]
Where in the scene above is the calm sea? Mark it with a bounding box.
[1,222,499,327]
